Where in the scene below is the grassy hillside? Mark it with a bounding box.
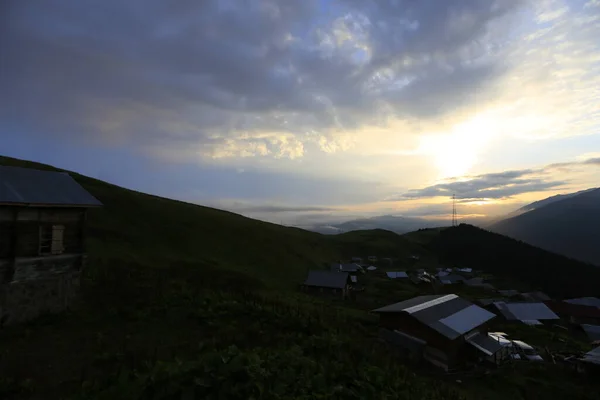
[1,156,416,288]
[1,156,599,400]
[489,188,600,266]
[418,224,600,299]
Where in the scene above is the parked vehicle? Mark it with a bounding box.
[512,340,544,361]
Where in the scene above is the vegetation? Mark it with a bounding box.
[424,225,600,299]
[1,156,600,399]
[489,188,600,266]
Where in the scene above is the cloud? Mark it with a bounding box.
[583,157,600,166]
[230,205,338,214]
[1,0,534,161]
[390,156,600,200]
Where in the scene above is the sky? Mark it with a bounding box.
[1,0,599,227]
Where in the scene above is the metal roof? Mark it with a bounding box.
[373,294,495,340]
[545,300,600,319]
[304,270,350,289]
[0,166,102,207]
[467,332,504,356]
[521,291,551,302]
[521,320,542,326]
[565,297,600,308]
[372,295,452,313]
[493,302,559,321]
[465,277,483,285]
[581,346,600,365]
[440,274,465,284]
[582,325,600,342]
[386,271,408,279]
[498,290,520,297]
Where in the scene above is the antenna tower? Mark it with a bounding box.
[452,194,457,227]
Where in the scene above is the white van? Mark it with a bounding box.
[512,340,544,362]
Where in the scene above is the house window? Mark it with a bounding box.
[39,224,65,255]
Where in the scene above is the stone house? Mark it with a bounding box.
[0,166,102,326]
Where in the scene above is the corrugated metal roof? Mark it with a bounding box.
[467,332,504,356]
[440,274,465,284]
[304,271,349,289]
[0,166,102,207]
[565,297,600,308]
[374,295,495,340]
[521,320,542,326]
[545,300,600,319]
[438,305,496,336]
[581,346,600,365]
[372,295,450,313]
[494,302,559,321]
[582,325,600,342]
[521,291,551,302]
[498,290,520,297]
[386,271,408,279]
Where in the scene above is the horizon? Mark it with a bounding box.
[2,0,600,227]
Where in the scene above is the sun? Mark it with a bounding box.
[418,115,498,179]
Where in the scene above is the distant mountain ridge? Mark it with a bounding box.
[308,215,445,235]
[489,187,600,266]
[513,187,597,215]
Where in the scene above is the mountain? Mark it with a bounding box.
[308,215,446,235]
[415,224,600,298]
[488,188,600,266]
[513,188,596,214]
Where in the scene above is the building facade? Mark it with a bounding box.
[0,166,102,325]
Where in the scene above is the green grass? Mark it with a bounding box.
[1,156,599,399]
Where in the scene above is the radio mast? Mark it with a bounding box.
[452,194,458,227]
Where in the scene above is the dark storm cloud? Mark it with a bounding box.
[0,0,526,157]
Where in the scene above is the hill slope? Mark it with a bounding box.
[421,224,600,298]
[0,156,427,287]
[488,188,600,266]
[1,156,599,400]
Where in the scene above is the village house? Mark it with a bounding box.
[519,291,551,302]
[544,300,600,326]
[578,346,600,375]
[438,274,466,285]
[580,324,600,343]
[386,271,408,279]
[301,270,352,299]
[565,297,600,308]
[489,301,559,325]
[373,294,501,371]
[0,166,102,326]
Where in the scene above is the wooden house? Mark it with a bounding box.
[0,166,102,325]
[372,294,500,371]
[301,270,352,299]
[489,301,559,325]
[544,300,600,326]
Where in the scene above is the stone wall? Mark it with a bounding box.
[0,271,81,326]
